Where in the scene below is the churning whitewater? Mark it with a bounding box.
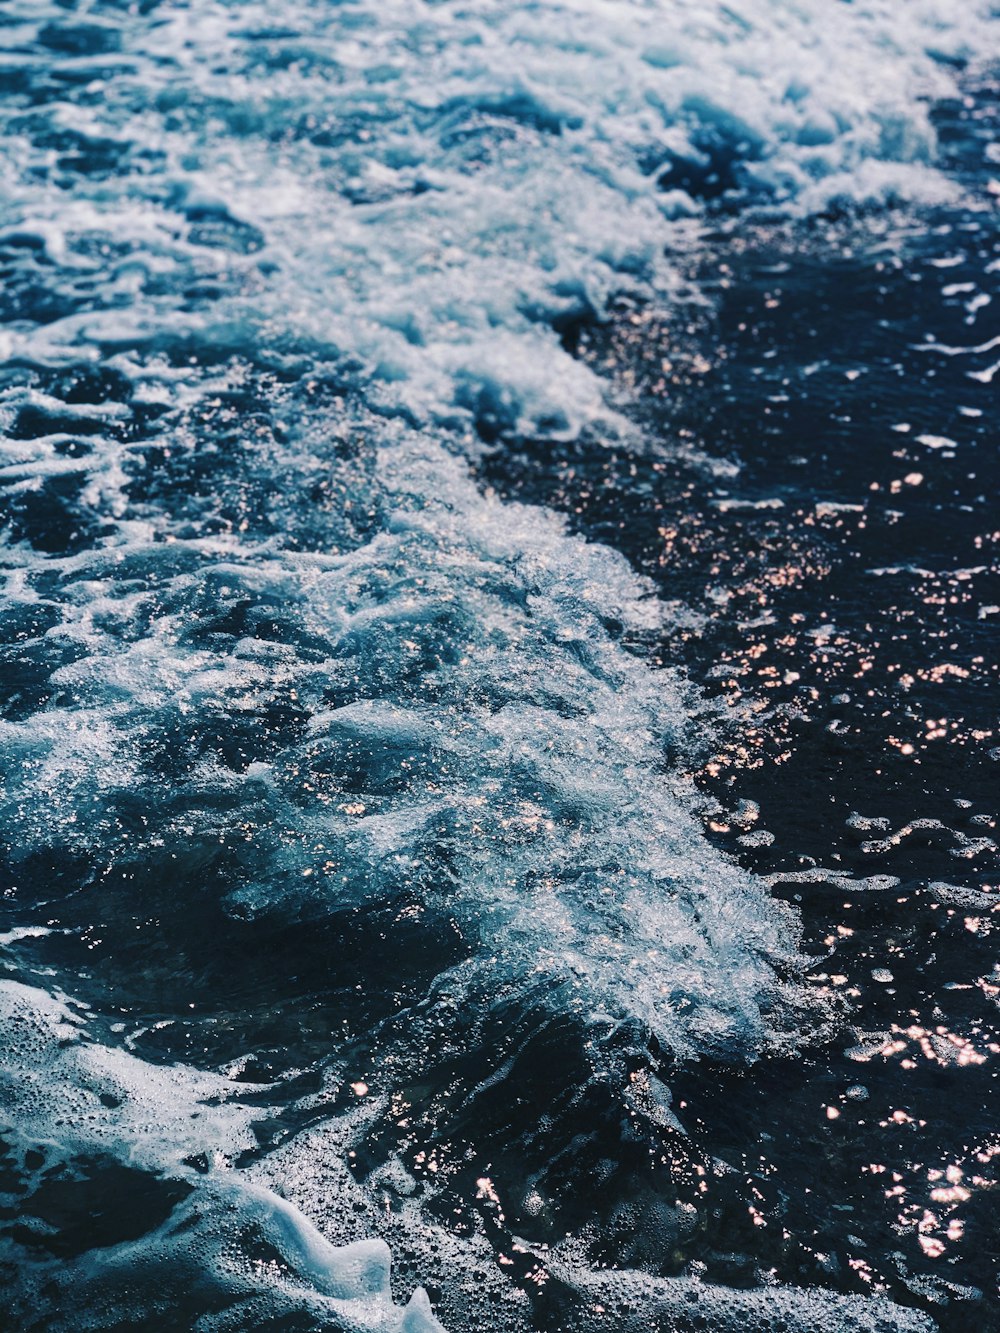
[0,1,994,1329]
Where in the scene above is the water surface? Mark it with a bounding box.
[0,3,997,1330]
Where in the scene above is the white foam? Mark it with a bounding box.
[0,981,444,1331]
[0,428,808,1064]
[0,979,257,1170]
[0,0,993,437]
[549,1256,938,1331]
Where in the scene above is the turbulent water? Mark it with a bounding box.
[0,2,997,1330]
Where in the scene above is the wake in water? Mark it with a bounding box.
[0,1,996,1328]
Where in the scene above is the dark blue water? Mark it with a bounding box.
[481,199,1000,1327]
[0,3,997,1330]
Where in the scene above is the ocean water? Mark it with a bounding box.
[0,2,997,1330]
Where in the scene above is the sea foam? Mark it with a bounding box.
[1,0,993,1326]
